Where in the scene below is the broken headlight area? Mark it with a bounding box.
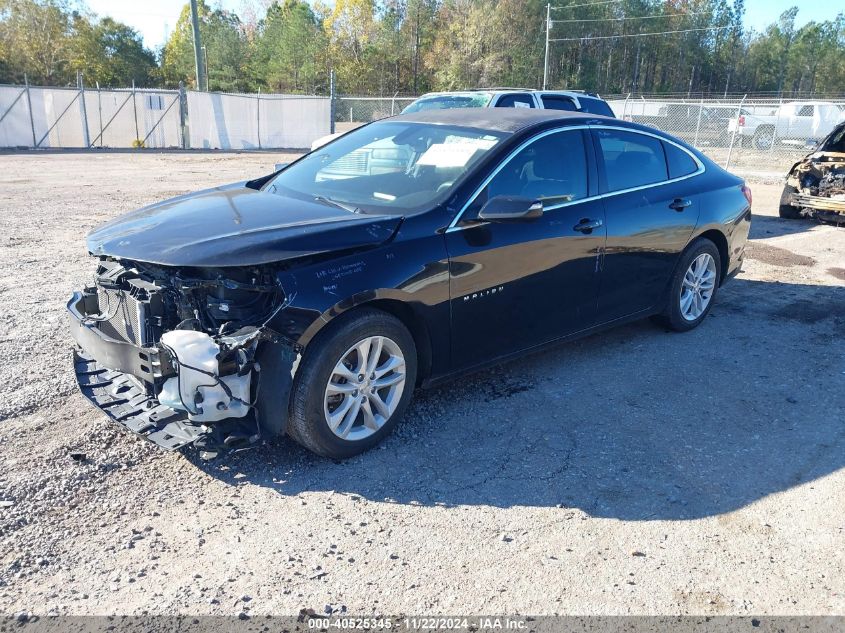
[68,258,294,457]
[784,151,845,224]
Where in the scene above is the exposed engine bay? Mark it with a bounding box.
[782,123,845,224]
[68,258,296,457]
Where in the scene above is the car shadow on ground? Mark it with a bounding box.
[190,278,845,521]
[749,212,819,239]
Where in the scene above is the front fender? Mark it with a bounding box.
[266,234,451,372]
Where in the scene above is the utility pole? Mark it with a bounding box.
[190,0,207,91]
[412,4,420,94]
[543,3,551,89]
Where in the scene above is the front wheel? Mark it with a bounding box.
[287,308,417,459]
[653,239,721,332]
[778,184,802,219]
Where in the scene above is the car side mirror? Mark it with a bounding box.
[478,195,543,222]
[274,162,290,172]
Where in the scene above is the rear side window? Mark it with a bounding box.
[797,105,814,117]
[496,94,535,109]
[578,97,614,117]
[663,142,699,179]
[595,129,668,192]
[541,95,578,111]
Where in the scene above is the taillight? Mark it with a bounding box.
[738,115,746,127]
[741,184,752,207]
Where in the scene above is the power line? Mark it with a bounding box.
[549,25,732,41]
[551,0,625,10]
[551,12,710,24]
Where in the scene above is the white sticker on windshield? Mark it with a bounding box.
[417,143,481,168]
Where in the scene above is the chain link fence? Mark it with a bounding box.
[333,96,416,135]
[608,96,845,173]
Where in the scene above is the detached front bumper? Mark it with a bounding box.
[68,290,261,454]
[67,290,173,384]
[73,350,203,450]
[68,290,204,450]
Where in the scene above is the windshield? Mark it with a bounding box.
[264,121,507,214]
[402,93,492,114]
[578,98,614,117]
[820,124,845,152]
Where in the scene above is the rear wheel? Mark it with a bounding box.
[287,308,417,459]
[752,126,775,150]
[653,238,721,332]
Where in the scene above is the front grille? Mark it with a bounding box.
[96,288,146,345]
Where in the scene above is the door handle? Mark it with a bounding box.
[670,198,692,211]
[573,218,603,233]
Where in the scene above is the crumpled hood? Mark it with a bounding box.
[87,183,402,267]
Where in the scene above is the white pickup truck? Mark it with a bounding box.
[728,101,845,150]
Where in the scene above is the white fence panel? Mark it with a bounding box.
[136,91,181,148]
[87,90,132,147]
[259,96,331,149]
[30,86,85,148]
[0,85,34,147]
[188,91,329,149]
[188,91,259,149]
[86,90,182,148]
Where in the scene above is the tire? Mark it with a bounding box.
[752,126,775,151]
[287,308,417,459]
[778,184,802,219]
[653,238,722,332]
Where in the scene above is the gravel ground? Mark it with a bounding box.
[0,152,843,618]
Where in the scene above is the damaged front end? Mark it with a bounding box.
[782,124,845,224]
[67,258,297,457]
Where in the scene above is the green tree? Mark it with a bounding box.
[160,1,251,91]
[0,0,71,84]
[1,0,844,97]
[324,0,380,93]
[253,0,326,93]
[68,14,156,87]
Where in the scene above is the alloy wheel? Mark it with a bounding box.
[680,253,717,321]
[323,335,407,441]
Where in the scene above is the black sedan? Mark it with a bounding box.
[68,109,752,459]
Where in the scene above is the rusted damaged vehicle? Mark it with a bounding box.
[780,121,845,224]
[68,109,751,460]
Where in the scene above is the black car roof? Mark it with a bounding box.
[389,107,608,134]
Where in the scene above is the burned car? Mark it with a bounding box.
[69,109,751,460]
[780,121,845,224]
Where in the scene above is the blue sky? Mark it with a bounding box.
[83,0,842,50]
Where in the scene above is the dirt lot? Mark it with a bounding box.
[0,152,843,618]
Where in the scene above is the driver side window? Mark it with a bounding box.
[467,129,589,216]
